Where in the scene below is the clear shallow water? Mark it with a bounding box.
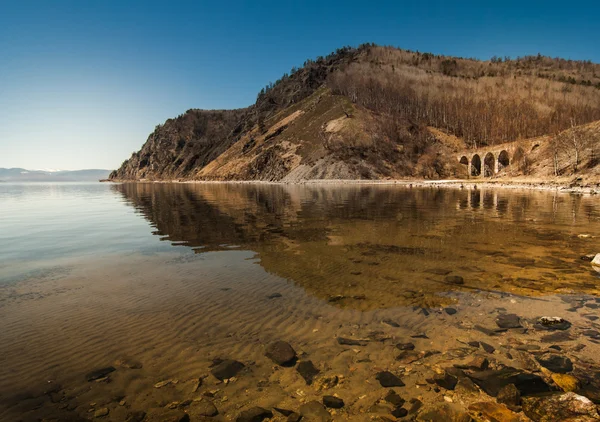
[0,183,174,283]
[3,182,600,421]
[3,182,599,301]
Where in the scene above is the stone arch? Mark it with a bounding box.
[498,150,510,171]
[471,154,481,176]
[484,152,495,177]
[459,156,469,165]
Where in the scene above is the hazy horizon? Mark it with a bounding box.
[0,167,111,171]
[2,0,599,170]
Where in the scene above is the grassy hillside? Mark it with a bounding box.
[110,44,600,182]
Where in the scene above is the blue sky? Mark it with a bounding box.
[1,0,599,170]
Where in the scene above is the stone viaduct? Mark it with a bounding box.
[456,140,537,178]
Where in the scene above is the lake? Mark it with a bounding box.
[2,182,600,421]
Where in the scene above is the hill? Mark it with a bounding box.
[110,44,600,182]
[0,168,111,182]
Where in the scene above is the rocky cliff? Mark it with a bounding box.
[110,44,600,182]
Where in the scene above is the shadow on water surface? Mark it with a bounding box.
[113,183,600,309]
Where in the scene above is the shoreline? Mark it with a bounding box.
[105,178,600,195]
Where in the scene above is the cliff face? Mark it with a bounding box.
[109,109,247,181]
[110,44,600,182]
[110,46,366,181]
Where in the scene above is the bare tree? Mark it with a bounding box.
[567,119,585,173]
[550,135,562,176]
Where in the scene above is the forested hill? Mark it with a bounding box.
[110,44,600,182]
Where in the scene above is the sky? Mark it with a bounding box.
[1,1,599,171]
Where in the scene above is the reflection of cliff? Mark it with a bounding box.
[114,183,600,309]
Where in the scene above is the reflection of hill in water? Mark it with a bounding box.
[114,183,600,309]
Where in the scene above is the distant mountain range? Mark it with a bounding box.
[0,168,111,182]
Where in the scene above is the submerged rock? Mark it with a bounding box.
[474,325,506,336]
[409,398,424,414]
[125,411,146,422]
[265,341,297,366]
[299,401,332,421]
[541,330,573,343]
[396,342,415,350]
[457,356,489,371]
[391,407,409,418]
[210,359,245,380]
[522,392,600,421]
[376,371,405,387]
[480,342,496,354]
[396,350,422,364]
[535,353,573,373]
[322,395,344,408]
[94,408,109,418]
[297,360,320,385]
[236,407,273,422]
[495,313,522,329]
[551,373,580,392]
[411,332,429,339]
[383,318,400,327]
[154,379,173,388]
[85,367,116,382]
[145,410,190,422]
[434,369,459,390]
[384,390,405,407]
[515,344,541,351]
[496,383,521,408]
[456,377,480,394]
[467,367,551,397]
[396,350,438,364]
[337,337,368,346]
[287,413,302,422]
[193,399,218,417]
[273,407,295,417]
[416,403,472,422]
[445,275,465,285]
[313,375,339,391]
[467,402,520,422]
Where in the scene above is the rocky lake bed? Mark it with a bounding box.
[4,260,600,421]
